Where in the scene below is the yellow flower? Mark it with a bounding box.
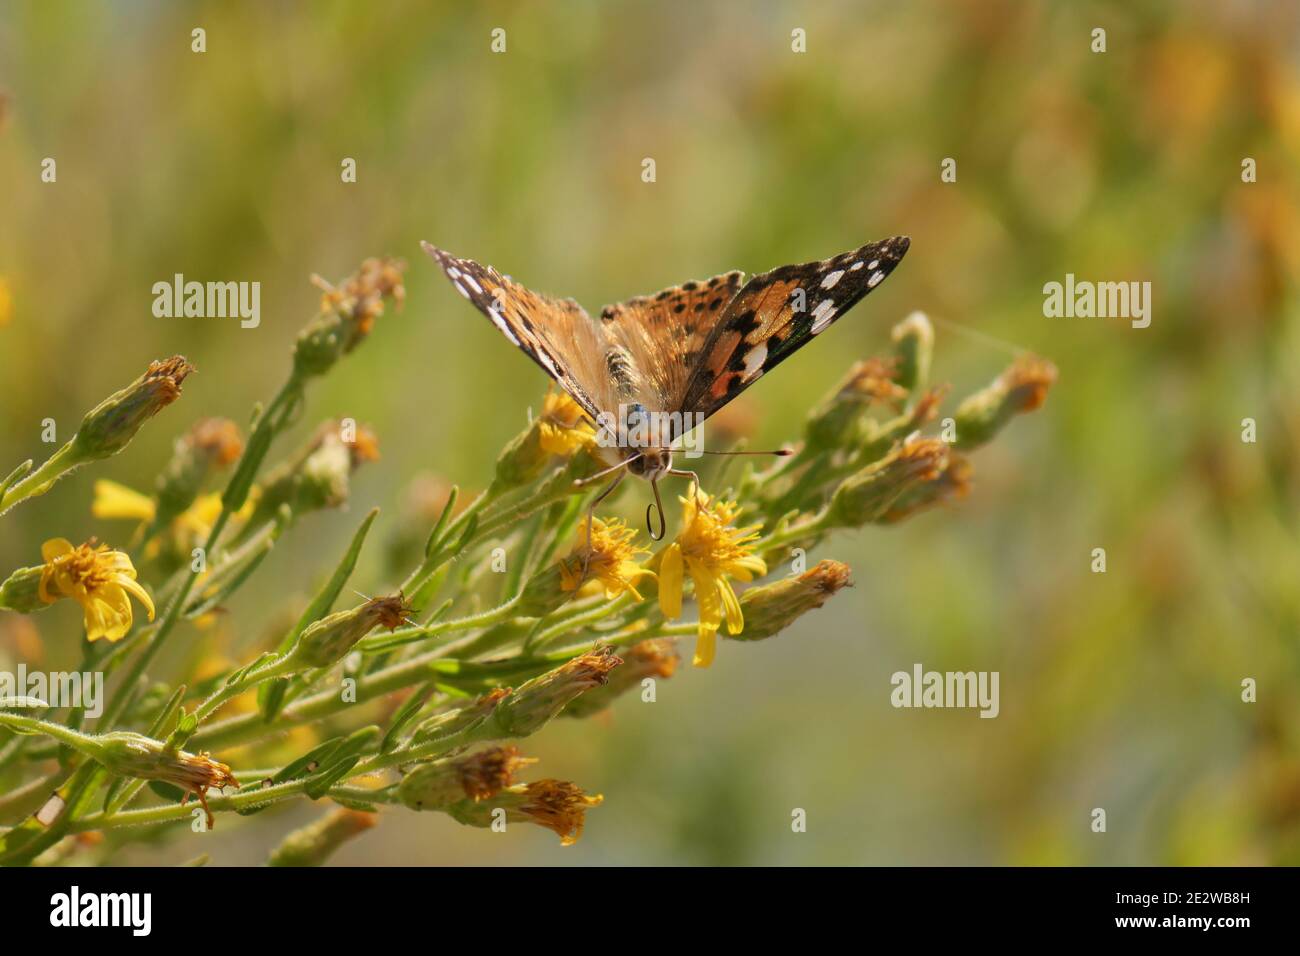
[537,390,595,456]
[38,538,155,642]
[657,495,767,668]
[558,516,652,600]
[175,492,225,539]
[93,482,235,561]
[0,276,12,328]
[92,479,156,522]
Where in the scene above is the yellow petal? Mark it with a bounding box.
[719,578,745,635]
[92,479,157,522]
[82,597,121,642]
[658,543,683,619]
[692,628,717,668]
[41,538,73,563]
[116,574,155,621]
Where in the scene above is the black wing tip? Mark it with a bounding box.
[865,235,909,263]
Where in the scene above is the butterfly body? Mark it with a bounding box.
[422,236,910,535]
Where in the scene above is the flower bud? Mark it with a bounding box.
[0,564,45,614]
[805,357,907,450]
[445,778,602,845]
[563,639,678,717]
[891,311,934,392]
[953,354,1057,450]
[512,562,574,618]
[72,357,194,460]
[267,808,378,867]
[492,391,596,492]
[287,594,410,669]
[246,421,379,530]
[397,745,536,811]
[826,437,949,528]
[492,421,549,490]
[734,560,852,641]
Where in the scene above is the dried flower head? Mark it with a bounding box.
[736,560,853,641]
[564,638,680,717]
[827,437,950,528]
[73,356,194,460]
[494,646,623,736]
[806,358,908,449]
[447,778,603,846]
[295,259,406,376]
[954,353,1058,449]
[288,594,412,668]
[398,745,537,810]
[877,452,974,524]
[93,731,236,828]
[187,417,245,467]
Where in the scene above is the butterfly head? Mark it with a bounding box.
[627,446,673,481]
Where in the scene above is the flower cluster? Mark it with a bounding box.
[0,269,1052,864]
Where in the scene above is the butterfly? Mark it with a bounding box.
[422,236,910,538]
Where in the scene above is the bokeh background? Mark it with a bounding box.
[1,0,1298,864]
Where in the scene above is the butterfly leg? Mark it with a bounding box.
[668,468,706,505]
[577,470,625,586]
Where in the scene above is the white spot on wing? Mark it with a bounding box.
[489,306,520,344]
[867,260,879,270]
[849,260,864,271]
[742,342,768,381]
[462,273,483,294]
[453,281,471,299]
[811,299,837,333]
[821,269,845,289]
[868,271,885,288]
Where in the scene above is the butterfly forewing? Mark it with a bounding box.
[677,236,910,429]
[425,236,911,449]
[421,242,615,422]
[597,270,746,414]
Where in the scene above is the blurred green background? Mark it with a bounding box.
[2,0,1298,864]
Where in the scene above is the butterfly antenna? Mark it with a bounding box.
[573,455,638,488]
[646,478,667,541]
[696,447,795,457]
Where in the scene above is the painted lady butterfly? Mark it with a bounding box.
[422,237,909,535]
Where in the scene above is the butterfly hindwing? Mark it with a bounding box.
[422,242,614,422]
[596,270,746,414]
[677,236,910,427]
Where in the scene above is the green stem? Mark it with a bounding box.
[0,443,81,516]
[192,655,297,723]
[356,598,520,654]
